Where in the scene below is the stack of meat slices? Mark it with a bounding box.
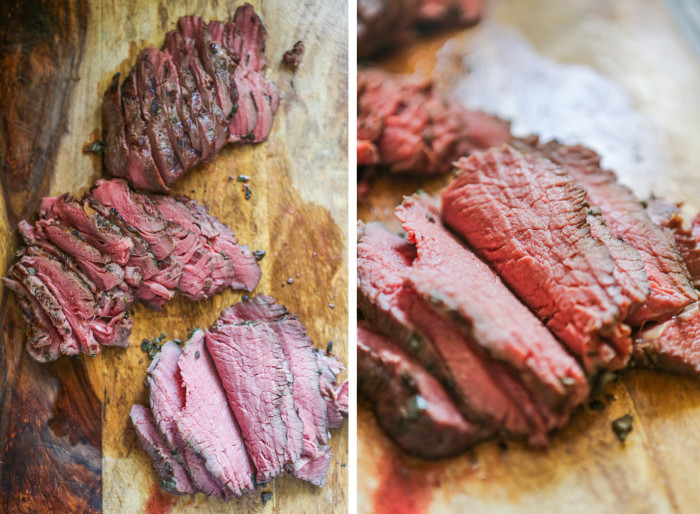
[104,3,279,193]
[359,141,700,457]
[131,295,348,496]
[3,178,260,362]
[357,68,511,176]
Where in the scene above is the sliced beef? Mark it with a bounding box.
[40,195,134,266]
[645,197,700,289]
[336,379,349,418]
[103,73,129,178]
[532,140,697,325]
[634,302,700,375]
[222,5,280,143]
[91,179,174,261]
[358,321,486,458]
[163,30,218,162]
[120,68,169,193]
[206,322,290,483]
[587,209,650,321]
[17,247,100,355]
[2,276,62,362]
[148,342,225,497]
[130,404,195,495]
[176,330,255,496]
[217,294,289,324]
[316,349,347,430]
[357,222,446,377]
[289,446,333,488]
[358,68,510,175]
[443,146,632,373]
[155,51,200,172]
[34,220,125,292]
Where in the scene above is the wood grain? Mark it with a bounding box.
[358,0,700,512]
[0,1,348,512]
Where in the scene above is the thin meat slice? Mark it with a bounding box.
[290,446,333,488]
[358,321,487,458]
[34,220,125,292]
[533,140,697,325]
[206,322,290,483]
[155,51,199,171]
[357,222,446,378]
[316,350,347,430]
[400,194,589,438]
[176,330,255,496]
[91,179,174,261]
[163,30,218,162]
[103,73,129,178]
[120,68,169,193]
[634,303,700,375]
[443,146,632,372]
[130,404,195,495]
[587,210,650,321]
[135,48,185,187]
[2,276,62,362]
[40,195,134,266]
[645,197,700,289]
[148,342,225,497]
[357,68,510,175]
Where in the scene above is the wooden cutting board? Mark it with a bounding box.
[358,0,700,512]
[0,1,348,512]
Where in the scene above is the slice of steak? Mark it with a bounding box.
[533,140,697,325]
[357,222,446,377]
[130,404,195,495]
[358,321,487,458]
[185,17,238,118]
[206,322,289,483]
[645,197,700,288]
[357,68,510,175]
[634,302,700,375]
[289,446,333,488]
[103,73,129,178]
[155,51,199,171]
[587,209,650,321]
[316,349,347,430]
[34,220,125,292]
[399,194,590,436]
[18,247,100,355]
[40,194,134,266]
[214,298,308,468]
[222,6,279,143]
[92,310,132,347]
[443,146,632,372]
[163,30,217,162]
[180,197,261,292]
[135,48,185,187]
[336,379,349,418]
[178,20,229,155]
[2,276,62,362]
[120,68,169,193]
[90,179,175,261]
[148,342,225,497]
[176,330,255,496]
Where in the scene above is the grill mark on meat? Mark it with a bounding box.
[531,140,697,325]
[120,68,169,193]
[135,48,185,187]
[358,321,487,458]
[443,146,632,373]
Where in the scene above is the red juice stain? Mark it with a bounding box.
[373,451,443,514]
[144,483,176,514]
